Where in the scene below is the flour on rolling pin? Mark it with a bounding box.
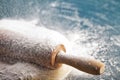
[0,19,105,75]
[0,19,71,69]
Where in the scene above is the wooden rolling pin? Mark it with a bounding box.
[0,20,105,75]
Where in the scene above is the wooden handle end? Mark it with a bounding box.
[56,51,105,75]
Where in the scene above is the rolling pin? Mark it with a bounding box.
[0,20,105,75]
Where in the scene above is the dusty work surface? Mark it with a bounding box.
[0,61,71,80]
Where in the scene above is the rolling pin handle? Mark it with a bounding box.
[56,51,105,75]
